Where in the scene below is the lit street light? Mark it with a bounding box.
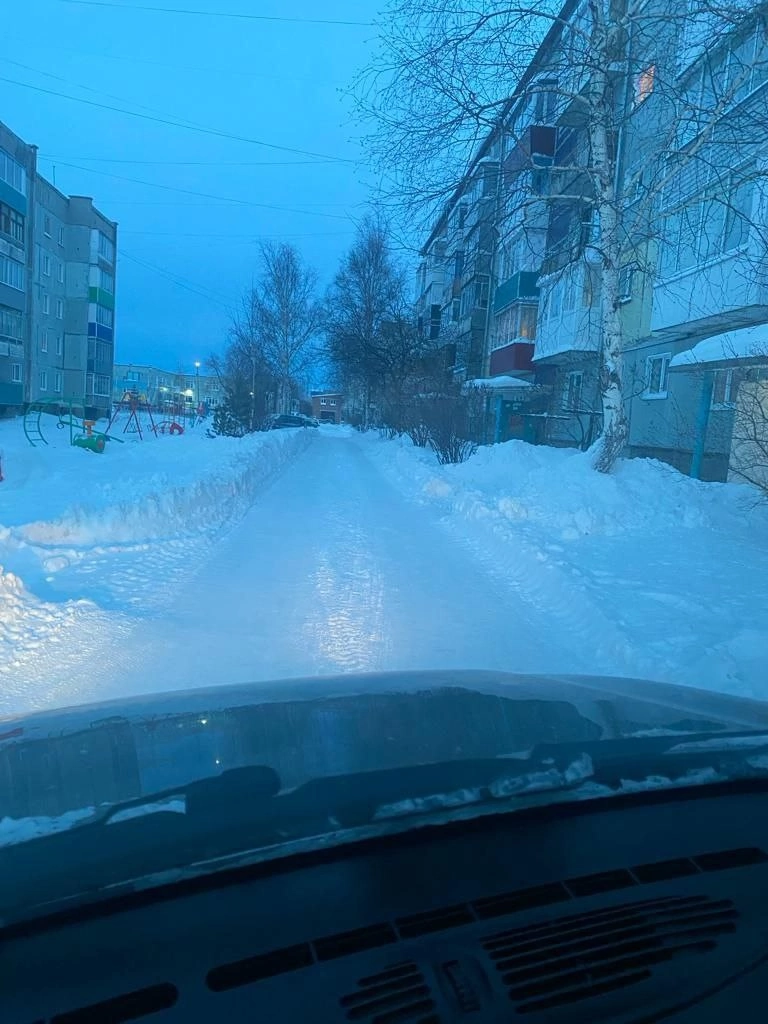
[194,360,201,408]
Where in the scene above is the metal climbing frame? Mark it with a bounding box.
[23,400,60,447]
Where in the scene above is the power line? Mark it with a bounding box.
[58,0,374,27]
[120,250,235,312]
[40,154,339,167]
[42,159,354,220]
[120,230,352,238]
[3,34,344,86]
[0,72,355,163]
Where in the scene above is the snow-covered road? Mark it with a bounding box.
[97,431,577,695]
[3,424,767,715]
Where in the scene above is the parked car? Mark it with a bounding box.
[267,414,318,430]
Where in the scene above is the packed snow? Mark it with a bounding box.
[1,416,767,716]
[669,322,768,367]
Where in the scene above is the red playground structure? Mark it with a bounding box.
[107,392,158,441]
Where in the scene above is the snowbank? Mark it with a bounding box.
[358,432,768,699]
[0,418,312,687]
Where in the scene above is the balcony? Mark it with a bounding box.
[493,271,540,313]
[503,126,556,179]
[489,340,535,375]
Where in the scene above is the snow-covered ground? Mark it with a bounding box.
[360,432,768,697]
[1,417,767,715]
[0,414,311,710]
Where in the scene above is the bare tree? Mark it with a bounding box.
[325,216,413,426]
[356,0,768,471]
[250,242,322,414]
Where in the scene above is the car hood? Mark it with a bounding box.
[2,670,768,824]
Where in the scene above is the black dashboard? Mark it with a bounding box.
[5,783,768,1023]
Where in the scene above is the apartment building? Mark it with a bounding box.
[113,363,223,411]
[0,119,117,417]
[417,0,768,479]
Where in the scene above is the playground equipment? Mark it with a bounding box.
[107,392,158,440]
[23,400,117,453]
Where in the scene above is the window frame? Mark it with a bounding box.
[54,371,63,393]
[39,369,48,391]
[618,264,635,302]
[644,352,672,399]
[56,298,64,320]
[11,362,22,383]
[562,370,584,412]
[711,367,743,409]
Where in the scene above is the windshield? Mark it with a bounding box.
[1,0,768,924]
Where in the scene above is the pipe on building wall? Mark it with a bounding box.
[690,371,714,479]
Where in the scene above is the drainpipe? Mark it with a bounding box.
[481,126,507,381]
[690,371,714,479]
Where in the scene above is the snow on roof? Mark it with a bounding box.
[462,375,533,391]
[669,323,768,369]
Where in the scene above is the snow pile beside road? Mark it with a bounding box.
[360,433,768,699]
[0,418,311,546]
[0,420,312,690]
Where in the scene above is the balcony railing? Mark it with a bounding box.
[493,271,540,313]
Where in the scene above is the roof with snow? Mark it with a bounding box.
[462,375,534,391]
[669,323,768,370]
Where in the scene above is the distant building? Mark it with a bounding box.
[311,391,344,424]
[0,118,117,417]
[112,363,223,411]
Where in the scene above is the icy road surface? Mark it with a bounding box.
[1,431,584,714]
[4,425,766,715]
[101,432,576,691]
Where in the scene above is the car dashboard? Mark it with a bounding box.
[5,783,768,1023]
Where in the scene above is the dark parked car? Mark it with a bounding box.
[268,414,318,430]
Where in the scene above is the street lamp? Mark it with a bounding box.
[194,360,201,407]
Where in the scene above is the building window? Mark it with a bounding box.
[97,231,115,263]
[43,215,52,237]
[0,148,27,195]
[320,398,327,406]
[94,373,111,396]
[618,264,635,302]
[56,334,63,356]
[58,226,65,246]
[11,363,22,383]
[0,306,23,341]
[99,267,115,294]
[563,371,583,412]
[0,202,24,243]
[54,371,62,393]
[42,294,50,315]
[549,284,563,319]
[634,64,656,106]
[518,304,538,340]
[645,353,671,397]
[57,261,65,284]
[41,329,49,353]
[39,370,48,391]
[96,304,114,328]
[42,253,51,276]
[711,368,743,408]
[0,253,25,290]
[56,298,64,319]
[330,399,337,406]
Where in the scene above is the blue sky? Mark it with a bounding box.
[4,0,381,371]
